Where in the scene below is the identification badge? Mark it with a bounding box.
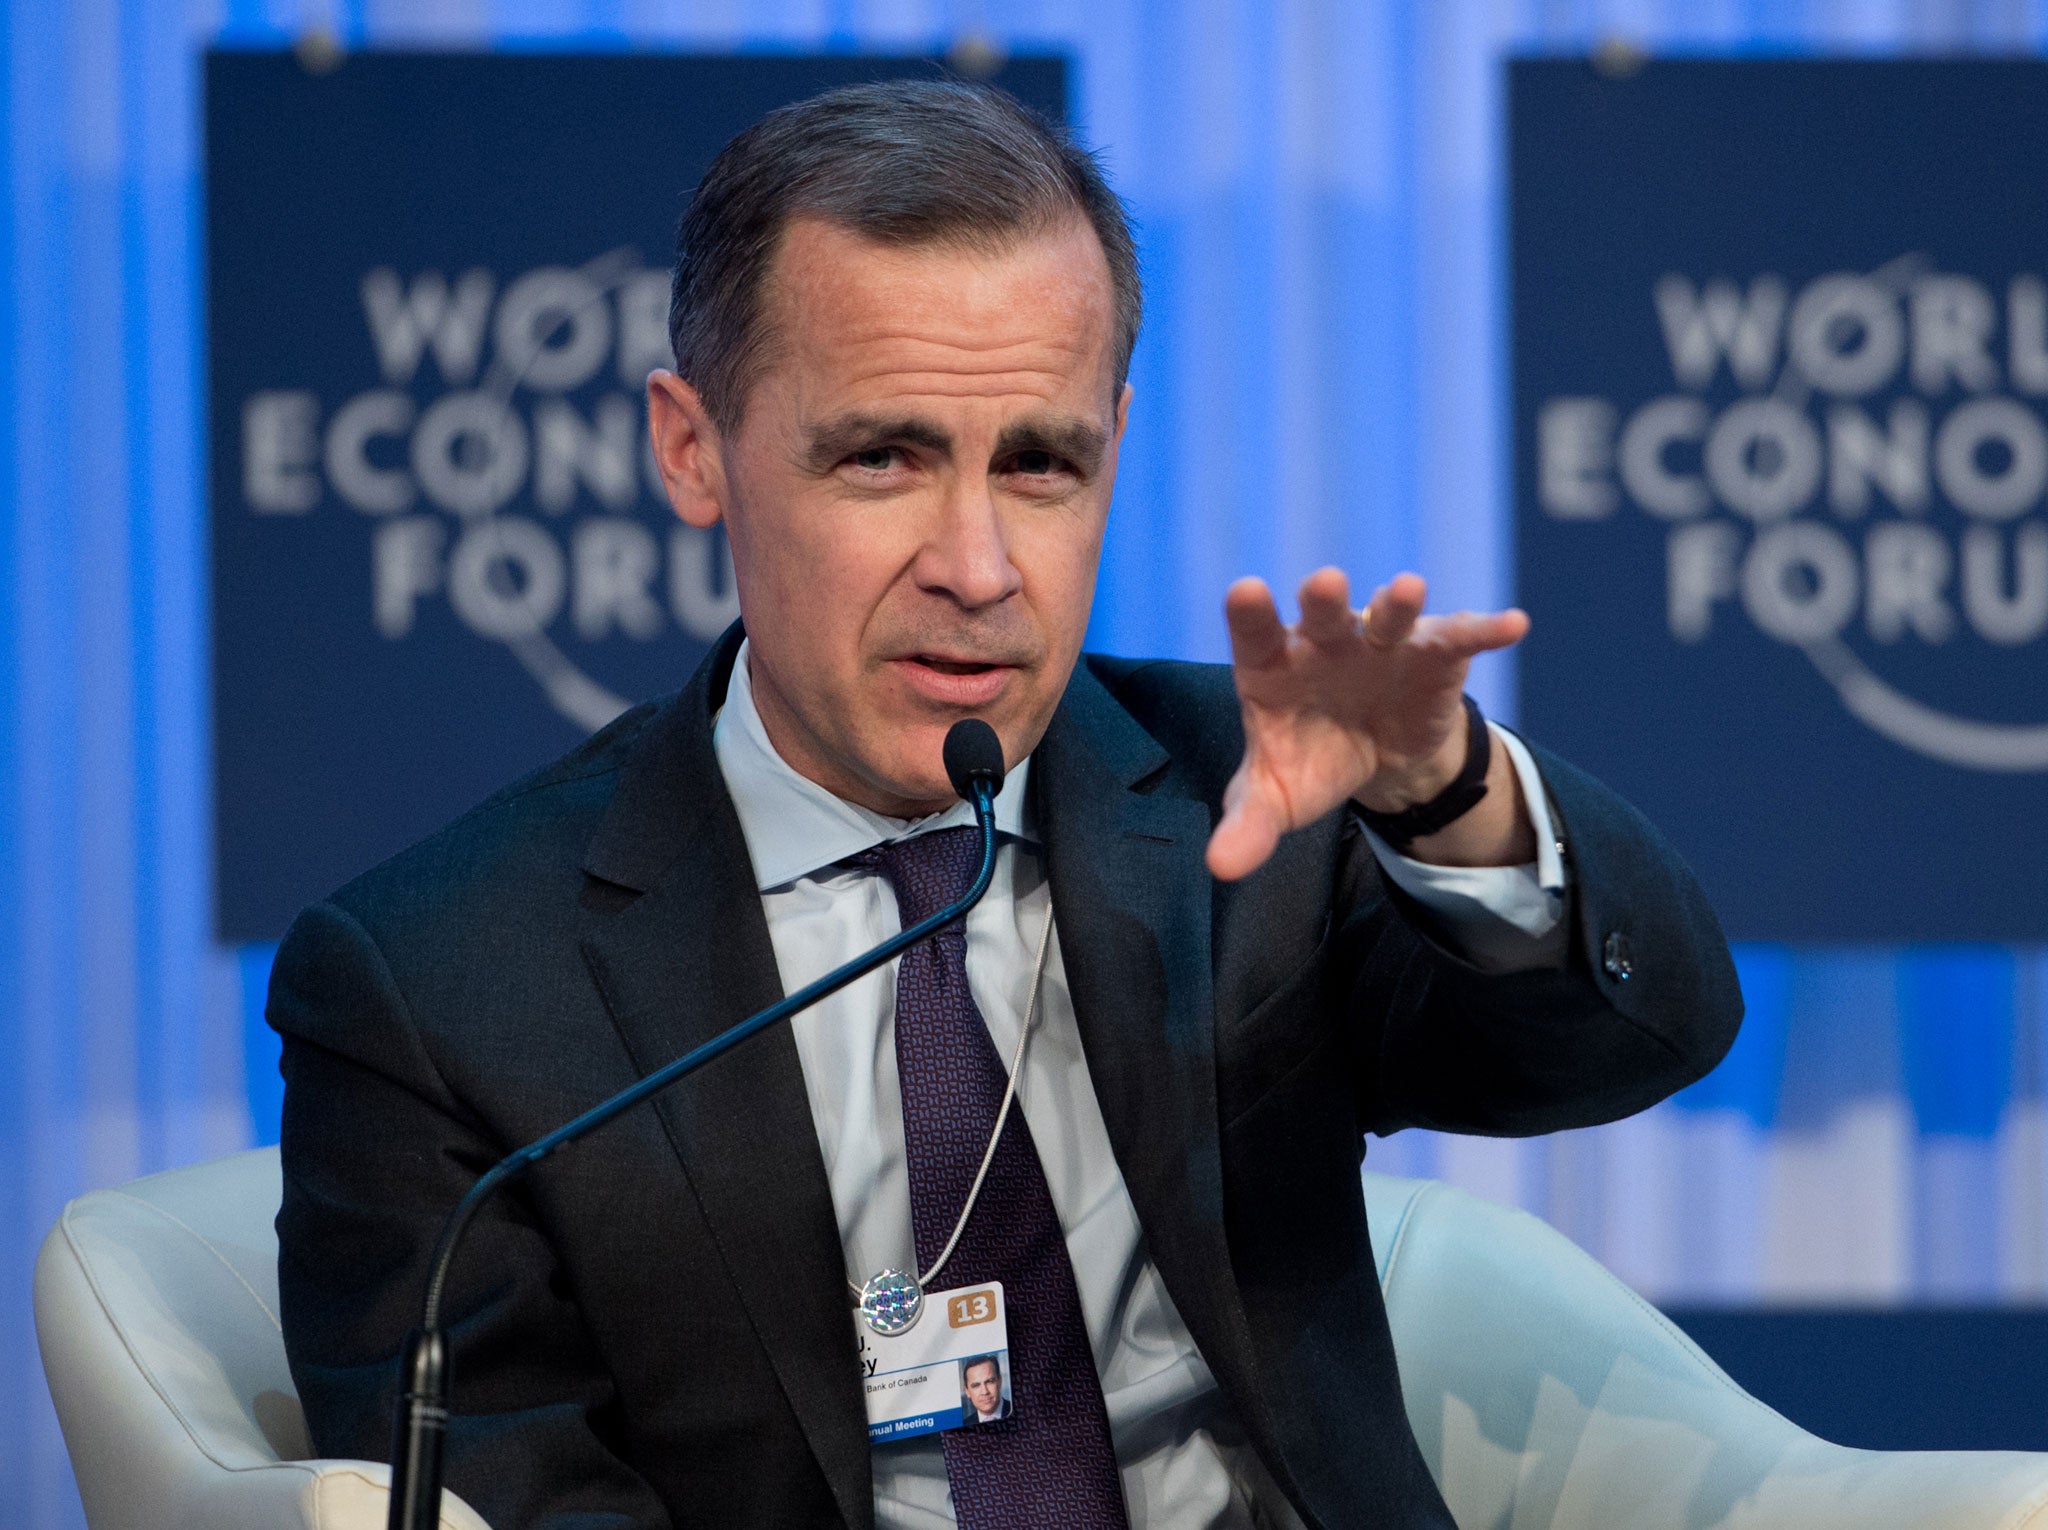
[857,1282,1013,1444]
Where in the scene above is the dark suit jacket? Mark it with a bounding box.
[270,626,1742,1530]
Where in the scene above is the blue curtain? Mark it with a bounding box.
[8,2,2048,1524]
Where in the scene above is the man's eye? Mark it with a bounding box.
[849,447,899,472]
[1011,450,1060,476]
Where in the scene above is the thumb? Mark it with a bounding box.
[1206,764,1288,882]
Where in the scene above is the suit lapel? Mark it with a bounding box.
[1034,664,1297,1494]
[577,629,872,1530]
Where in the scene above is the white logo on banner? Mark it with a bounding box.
[1536,256,2048,771]
[237,249,736,732]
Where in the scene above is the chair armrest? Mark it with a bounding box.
[35,1208,489,1530]
[1368,1174,2048,1530]
[185,1459,494,1530]
[1698,1442,2048,1530]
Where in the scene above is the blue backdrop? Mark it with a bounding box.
[1514,58,2048,942]
[8,3,2048,1526]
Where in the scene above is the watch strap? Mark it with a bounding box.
[1353,695,1491,852]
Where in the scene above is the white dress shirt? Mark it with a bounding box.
[710,642,1567,1529]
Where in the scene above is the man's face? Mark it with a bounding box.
[965,1360,1002,1415]
[653,214,1129,816]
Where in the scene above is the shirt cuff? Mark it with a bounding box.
[1357,725,1569,974]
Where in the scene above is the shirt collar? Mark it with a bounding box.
[711,638,1036,893]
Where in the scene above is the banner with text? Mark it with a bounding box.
[208,50,1066,940]
[1512,58,2048,940]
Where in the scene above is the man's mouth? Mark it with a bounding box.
[892,653,1020,704]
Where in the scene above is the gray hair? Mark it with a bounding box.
[668,78,1141,432]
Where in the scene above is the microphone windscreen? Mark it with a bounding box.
[943,719,1006,802]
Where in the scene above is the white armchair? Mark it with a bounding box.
[33,1147,486,1530]
[34,1148,2048,1530]
[1361,1174,2048,1530]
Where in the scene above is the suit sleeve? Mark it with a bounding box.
[1340,742,1744,1138]
[270,899,677,1530]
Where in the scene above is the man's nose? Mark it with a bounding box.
[914,477,1024,609]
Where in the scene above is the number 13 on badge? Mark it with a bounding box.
[857,1282,1012,1443]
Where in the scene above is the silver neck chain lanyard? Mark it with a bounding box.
[852,903,1056,1337]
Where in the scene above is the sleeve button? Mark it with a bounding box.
[1602,932,1633,980]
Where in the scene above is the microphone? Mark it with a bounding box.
[943,716,1002,803]
[386,719,1006,1530]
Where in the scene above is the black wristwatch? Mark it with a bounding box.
[1353,695,1491,852]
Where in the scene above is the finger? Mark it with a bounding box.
[1363,572,1426,650]
[1296,567,1358,648]
[1224,577,1289,671]
[1205,767,1288,882]
[1422,606,1532,658]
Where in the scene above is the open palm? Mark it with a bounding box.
[1205,568,1530,881]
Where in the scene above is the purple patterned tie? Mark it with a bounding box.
[852,827,1130,1530]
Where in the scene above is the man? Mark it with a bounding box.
[962,1359,1009,1425]
[271,81,1741,1530]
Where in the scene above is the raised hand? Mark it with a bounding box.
[1204,568,1532,882]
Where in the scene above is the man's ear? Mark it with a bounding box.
[647,370,728,529]
[1113,381,1133,446]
